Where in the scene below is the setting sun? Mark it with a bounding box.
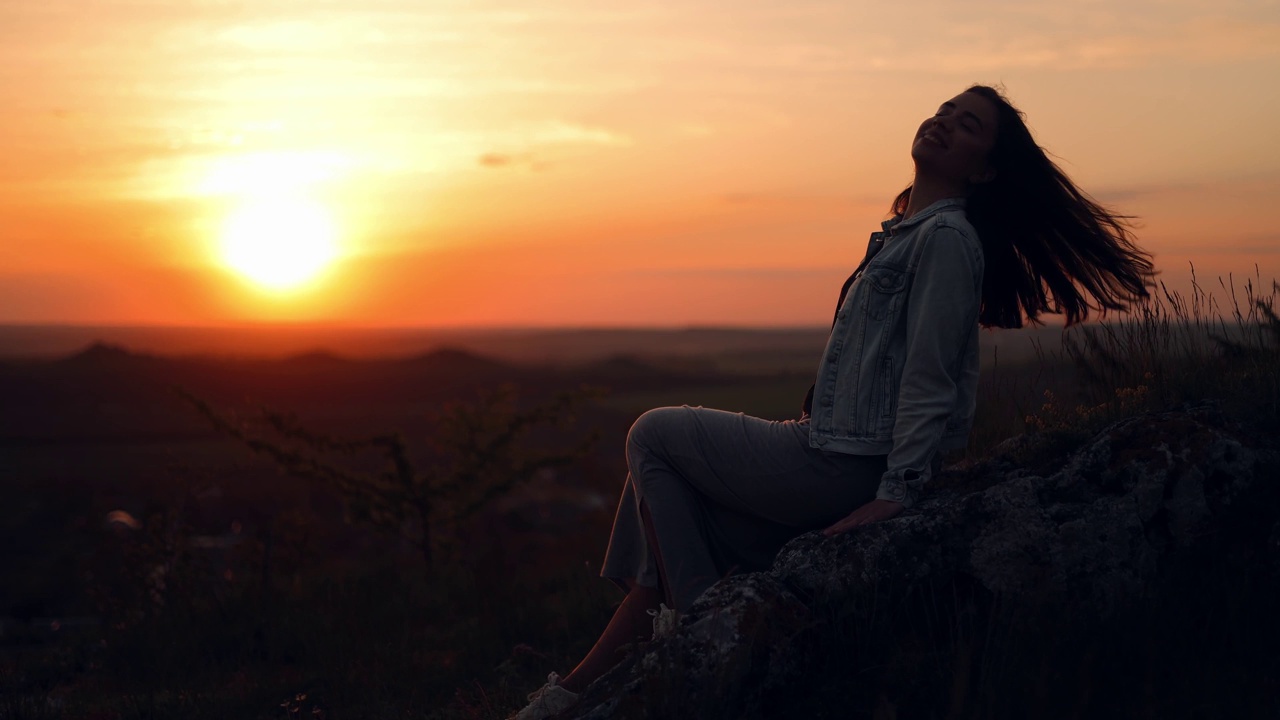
[1,0,1277,327]
[219,195,339,292]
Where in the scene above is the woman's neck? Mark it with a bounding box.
[901,175,966,221]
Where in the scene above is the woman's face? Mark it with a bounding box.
[911,91,1000,188]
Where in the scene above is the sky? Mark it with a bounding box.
[2,0,1278,327]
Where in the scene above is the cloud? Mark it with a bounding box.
[628,265,845,280]
[1091,173,1280,205]
[476,152,548,171]
[1157,235,1280,256]
[532,121,632,147]
[478,153,515,168]
[854,17,1280,74]
[470,121,629,171]
[719,191,882,210]
[676,123,715,137]
[1092,182,1203,204]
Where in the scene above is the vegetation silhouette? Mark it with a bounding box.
[178,383,603,577]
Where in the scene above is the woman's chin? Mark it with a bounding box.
[909,150,950,176]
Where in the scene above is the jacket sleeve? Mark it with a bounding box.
[875,221,983,508]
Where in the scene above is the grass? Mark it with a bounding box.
[2,542,622,719]
[0,452,626,720]
[960,265,1280,470]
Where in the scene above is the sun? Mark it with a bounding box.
[219,195,339,291]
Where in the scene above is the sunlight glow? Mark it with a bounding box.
[219,195,339,291]
[199,151,351,197]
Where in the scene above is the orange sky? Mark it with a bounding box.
[2,0,1278,327]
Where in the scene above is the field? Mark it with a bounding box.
[2,275,1277,719]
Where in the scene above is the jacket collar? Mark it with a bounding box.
[881,196,967,236]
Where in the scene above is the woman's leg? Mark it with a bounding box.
[559,581,660,693]
[561,500,670,692]
[638,499,675,609]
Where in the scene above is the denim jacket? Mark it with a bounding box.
[808,197,983,509]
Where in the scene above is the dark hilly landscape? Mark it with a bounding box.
[6,321,1275,719]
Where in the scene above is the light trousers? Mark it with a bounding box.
[600,405,888,612]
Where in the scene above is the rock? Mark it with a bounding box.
[561,406,1280,719]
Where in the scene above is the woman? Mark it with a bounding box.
[509,84,1154,720]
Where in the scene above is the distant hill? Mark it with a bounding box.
[0,324,1070,367]
[0,339,754,447]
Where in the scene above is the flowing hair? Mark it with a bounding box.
[891,84,1156,328]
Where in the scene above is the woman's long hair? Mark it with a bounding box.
[891,84,1156,328]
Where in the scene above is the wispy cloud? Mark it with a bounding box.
[879,18,1280,73]
[477,152,549,171]
[468,121,630,171]
[719,192,881,210]
[628,265,845,279]
[531,121,632,146]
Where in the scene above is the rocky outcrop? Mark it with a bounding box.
[562,405,1280,719]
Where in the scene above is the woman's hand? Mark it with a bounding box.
[822,499,904,536]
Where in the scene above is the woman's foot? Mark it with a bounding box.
[648,603,678,640]
[508,672,580,720]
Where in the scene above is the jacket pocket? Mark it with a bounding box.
[880,355,897,421]
[863,266,908,321]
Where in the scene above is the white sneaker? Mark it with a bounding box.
[510,672,579,720]
[647,603,678,640]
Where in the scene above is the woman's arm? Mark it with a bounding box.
[876,220,983,509]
